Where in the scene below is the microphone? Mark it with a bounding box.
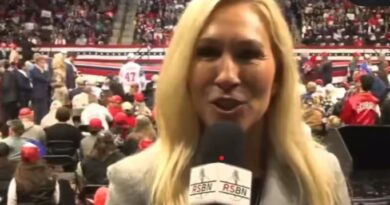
[189,122,252,205]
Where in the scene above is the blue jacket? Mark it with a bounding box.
[30,66,51,99]
[371,75,387,102]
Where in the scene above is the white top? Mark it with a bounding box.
[119,61,146,92]
[81,103,113,130]
[7,178,60,205]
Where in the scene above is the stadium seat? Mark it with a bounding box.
[47,140,76,156]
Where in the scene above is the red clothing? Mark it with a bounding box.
[108,106,123,119]
[341,92,379,125]
[124,115,136,128]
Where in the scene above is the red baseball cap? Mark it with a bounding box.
[114,112,127,124]
[134,93,145,102]
[110,95,123,104]
[19,107,34,118]
[21,143,40,163]
[89,118,103,129]
[138,138,153,150]
[314,79,324,86]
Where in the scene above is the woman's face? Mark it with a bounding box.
[189,2,277,131]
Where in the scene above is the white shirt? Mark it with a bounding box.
[7,178,60,205]
[81,103,113,130]
[119,61,146,92]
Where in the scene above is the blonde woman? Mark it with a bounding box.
[107,0,350,205]
[51,53,69,105]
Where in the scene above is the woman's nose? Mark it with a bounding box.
[214,55,240,93]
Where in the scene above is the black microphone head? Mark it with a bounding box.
[198,121,245,167]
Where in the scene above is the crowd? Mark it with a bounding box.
[0,49,158,204]
[133,0,190,45]
[284,0,390,46]
[299,52,390,137]
[0,0,118,46]
[133,0,390,46]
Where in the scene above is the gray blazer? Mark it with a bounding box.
[107,145,351,205]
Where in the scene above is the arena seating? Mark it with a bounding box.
[0,0,118,45]
[133,0,390,46]
[285,0,390,46]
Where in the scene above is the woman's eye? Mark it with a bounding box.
[195,47,222,59]
[236,49,265,61]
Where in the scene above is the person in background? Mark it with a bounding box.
[1,120,26,161]
[120,115,156,156]
[0,143,17,183]
[302,81,317,103]
[7,143,60,205]
[319,52,333,85]
[72,86,92,117]
[124,82,140,103]
[118,53,146,93]
[348,52,361,82]
[121,102,136,128]
[109,76,125,99]
[81,118,104,158]
[15,60,32,108]
[0,61,6,136]
[378,53,389,72]
[18,108,46,144]
[341,74,380,125]
[132,93,152,117]
[303,96,325,136]
[30,54,51,124]
[107,95,123,118]
[41,100,73,128]
[51,53,69,106]
[80,131,124,185]
[0,43,9,61]
[65,52,78,90]
[45,107,82,156]
[143,74,158,109]
[81,95,113,130]
[1,60,18,121]
[8,43,19,66]
[69,77,85,100]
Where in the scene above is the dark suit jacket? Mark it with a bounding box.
[320,61,333,85]
[65,62,76,89]
[1,70,18,104]
[15,70,32,105]
[45,123,83,155]
[30,66,51,99]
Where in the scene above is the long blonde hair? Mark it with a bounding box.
[52,53,66,78]
[152,0,337,204]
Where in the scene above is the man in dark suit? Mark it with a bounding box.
[65,52,78,89]
[45,107,82,156]
[15,61,32,107]
[1,61,19,121]
[30,54,51,123]
[319,52,333,85]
